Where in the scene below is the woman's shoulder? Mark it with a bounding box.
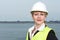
[47,30,58,40]
[28,26,34,32]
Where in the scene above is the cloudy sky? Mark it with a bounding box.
[0,0,60,21]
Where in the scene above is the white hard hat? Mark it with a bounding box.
[31,1,48,13]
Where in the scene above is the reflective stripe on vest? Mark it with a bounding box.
[26,26,52,40]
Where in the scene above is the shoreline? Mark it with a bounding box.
[0,21,60,23]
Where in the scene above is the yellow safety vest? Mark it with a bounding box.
[26,26,52,40]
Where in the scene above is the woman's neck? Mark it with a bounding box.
[35,23,41,29]
[34,23,45,29]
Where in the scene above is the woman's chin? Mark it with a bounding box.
[36,22,43,25]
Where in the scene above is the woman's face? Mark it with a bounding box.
[32,11,47,25]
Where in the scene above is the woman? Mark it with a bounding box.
[26,1,58,40]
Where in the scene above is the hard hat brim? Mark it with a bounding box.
[31,11,48,15]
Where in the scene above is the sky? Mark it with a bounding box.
[0,0,60,21]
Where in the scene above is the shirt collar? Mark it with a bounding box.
[37,23,45,31]
[28,23,45,32]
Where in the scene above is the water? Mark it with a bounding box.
[0,23,60,40]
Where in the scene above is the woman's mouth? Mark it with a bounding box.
[37,20,41,21]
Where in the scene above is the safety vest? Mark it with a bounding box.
[26,26,52,40]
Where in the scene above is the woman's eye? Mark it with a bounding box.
[40,14,44,16]
[34,14,38,15]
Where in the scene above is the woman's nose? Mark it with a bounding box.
[37,15,41,18]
